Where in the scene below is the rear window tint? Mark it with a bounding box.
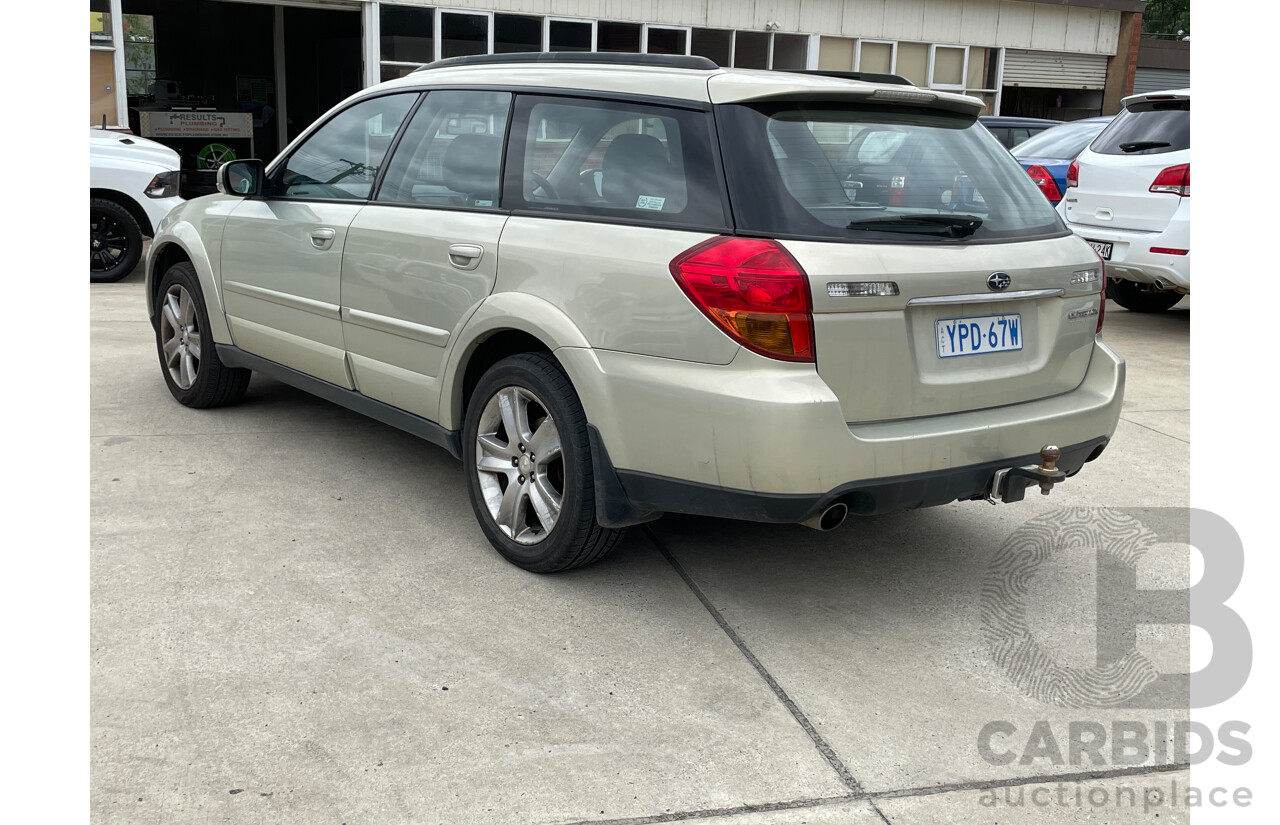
[502,96,726,229]
[1090,102,1189,155]
[718,102,1063,244]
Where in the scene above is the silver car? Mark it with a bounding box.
[145,53,1123,572]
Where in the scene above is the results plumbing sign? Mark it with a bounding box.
[139,111,253,139]
[139,111,254,176]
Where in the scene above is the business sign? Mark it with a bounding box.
[140,111,253,139]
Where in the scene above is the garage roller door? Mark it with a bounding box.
[1132,67,1190,94]
[1003,49,1108,89]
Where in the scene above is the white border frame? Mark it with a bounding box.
[927,43,969,90]
[543,16,597,52]
[641,23,692,56]
[854,38,898,74]
[362,0,380,88]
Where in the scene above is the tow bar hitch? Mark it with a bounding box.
[988,445,1067,504]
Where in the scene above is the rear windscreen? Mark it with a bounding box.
[717,101,1064,243]
[1011,120,1110,160]
[1090,101,1189,156]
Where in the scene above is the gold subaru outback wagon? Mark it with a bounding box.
[146,53,1123,572]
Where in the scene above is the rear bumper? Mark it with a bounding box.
[560,338,1125,526]
[603,434,1107,524]
[1060,204,1190,290]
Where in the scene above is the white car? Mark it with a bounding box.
[1057,89,1189,312]
[90,128,185,282]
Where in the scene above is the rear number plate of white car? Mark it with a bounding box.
[936,313,1023,358]
[1085,239,1113,260]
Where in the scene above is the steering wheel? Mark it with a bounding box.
[529,172,559,200]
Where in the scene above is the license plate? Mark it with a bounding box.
[1085,239,1113,260]
[936,313,1023,358]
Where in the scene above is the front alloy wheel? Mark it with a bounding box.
[159,284,202,390]
[475,386,564,544]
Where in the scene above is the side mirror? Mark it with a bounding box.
[217,159,265,197]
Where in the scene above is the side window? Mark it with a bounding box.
[274,94,416,200]
[377,90,513,208]
[505,96,727,229]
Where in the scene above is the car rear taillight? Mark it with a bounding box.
[1065,159,1079,189]
[670,236,814,362]
[1149,163,1190,196]
[1025,165,1062,202]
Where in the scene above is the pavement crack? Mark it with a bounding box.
[1120,416,1190,444]
[866,761,1192,801]
[642,526,866,796]
[552,794,860,825]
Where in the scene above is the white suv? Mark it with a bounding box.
[144,54,1124,572]
[90,128,185,282]
[1057,89,1190,312]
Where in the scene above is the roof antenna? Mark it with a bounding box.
[101,113,107,130]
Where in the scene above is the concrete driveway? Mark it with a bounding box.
[92,264,1190,824]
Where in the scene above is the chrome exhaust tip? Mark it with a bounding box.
[802,502,849,531]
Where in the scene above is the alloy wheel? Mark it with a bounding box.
[159,284,202,390]
[474,386,564,545]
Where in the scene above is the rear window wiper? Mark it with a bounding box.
[1119,140,1171,152]
[846,214,984,238]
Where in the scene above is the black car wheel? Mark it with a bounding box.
[90,197,143,283]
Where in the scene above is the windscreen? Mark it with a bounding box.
[1012,120,1110,160]
[717,101,1064,243]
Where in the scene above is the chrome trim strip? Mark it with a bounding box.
[907,288,1065,306]
[222,280,341,320]
[340,307,450,347]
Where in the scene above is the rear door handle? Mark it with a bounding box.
[310,227,337,249]
[448,244,484,271]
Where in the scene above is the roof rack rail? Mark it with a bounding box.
[797,70,914,86]
[412,52,719,73]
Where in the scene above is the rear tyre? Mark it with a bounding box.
[463,352,625,573]
[90,198,143,283]
[1108,279,1184,313]
[155,262,251,408]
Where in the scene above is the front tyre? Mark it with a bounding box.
[154,262,251,408]
[463,353,625,572]
[90,198,143,282]
[1108,278,1184,313]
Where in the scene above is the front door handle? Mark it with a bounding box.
[310,227,337,249]
[448,244,484,271]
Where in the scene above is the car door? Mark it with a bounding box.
[219,93,418,387]
[340,90,512,420]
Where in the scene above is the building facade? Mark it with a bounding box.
[90,0,1147,166]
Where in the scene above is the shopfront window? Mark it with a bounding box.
[441,12,489,59]
[549,19,593,51]
[494,14,541,53]
[90,0,113,45]
[598,21,640,53]
[380,4,434,63]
